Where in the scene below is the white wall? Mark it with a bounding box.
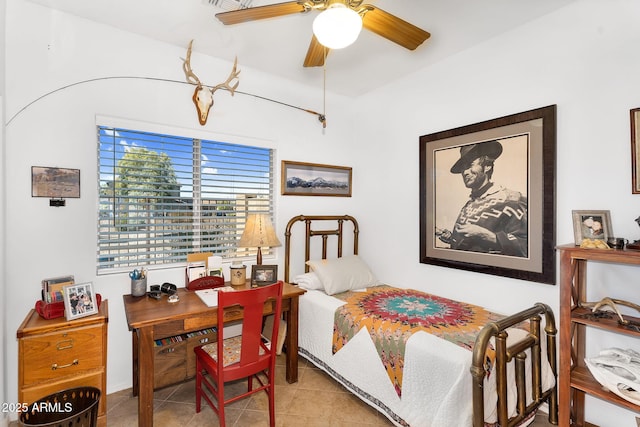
[4,0,640,425]
[3,0,360,420]
[352,0,640,425]
[1,0,7,425]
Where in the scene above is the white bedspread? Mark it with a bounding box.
[298,289,555,427]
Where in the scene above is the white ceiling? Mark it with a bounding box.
[25,0,576,97]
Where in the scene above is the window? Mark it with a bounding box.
[98,126,274,272]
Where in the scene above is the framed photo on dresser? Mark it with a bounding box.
[63,282,98,320]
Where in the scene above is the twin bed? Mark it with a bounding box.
[283,215,558,427]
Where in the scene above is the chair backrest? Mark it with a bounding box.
[216,281,283,370]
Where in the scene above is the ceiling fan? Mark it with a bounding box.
[215,0,431,67]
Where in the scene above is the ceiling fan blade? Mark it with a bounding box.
[303,35,329,67]
[361,6,430,50]
[216,1,307,25]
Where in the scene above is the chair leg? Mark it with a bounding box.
[267,369,275,427]
[195,358,202,413]
[217,375,226,427]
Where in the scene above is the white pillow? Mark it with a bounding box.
[306,255,379,295]
[292,272,323,290]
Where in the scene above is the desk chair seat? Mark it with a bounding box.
[200,335,266,367]
[194,281,283,427]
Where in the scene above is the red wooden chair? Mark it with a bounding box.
[194,281,283,427]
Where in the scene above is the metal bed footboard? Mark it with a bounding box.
[471,303,558,427]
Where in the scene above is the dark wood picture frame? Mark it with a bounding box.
[281,160,352,197]
[31,166,80,198]
[631,108,640,194]
[251,264,278,287]
[419,105,557,285]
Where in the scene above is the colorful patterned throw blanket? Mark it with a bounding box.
[332,286,505,397]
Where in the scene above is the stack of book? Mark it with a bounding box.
[41,275,75,303]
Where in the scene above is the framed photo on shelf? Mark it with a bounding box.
[631,108,640,194]
[251,265,278,287]
[63,282,98,320]
[419,105,557,285]
[571,210,613,245]
[281,160,352,197]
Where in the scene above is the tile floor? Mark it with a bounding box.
[13,354,556,426]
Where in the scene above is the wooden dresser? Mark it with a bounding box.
[16,300,109,426]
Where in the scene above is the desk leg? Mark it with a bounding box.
[137,326,154,426]
[132,331,139,397]
[284,296,300,383]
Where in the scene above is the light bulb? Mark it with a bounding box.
[312,4,362,49]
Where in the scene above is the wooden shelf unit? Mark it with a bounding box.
[558,245,640,426]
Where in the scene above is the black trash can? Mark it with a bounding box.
[19,387,101,427]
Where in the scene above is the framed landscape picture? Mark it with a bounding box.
[31,166,80,198]
[281,160,352,197]
[419,105,557,284]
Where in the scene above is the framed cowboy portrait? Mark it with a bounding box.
[419,105,557,285]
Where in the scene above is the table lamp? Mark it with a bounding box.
[238,214,281,265]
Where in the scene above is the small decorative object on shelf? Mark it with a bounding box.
[628,216,640,250]
[580,297,640,329]
[607,237,628,249]
[580,238,610,249]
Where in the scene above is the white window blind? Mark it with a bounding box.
[98,126,274,272]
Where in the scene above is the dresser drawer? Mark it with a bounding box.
[20,324,105,386]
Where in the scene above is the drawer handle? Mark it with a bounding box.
[160,347,176,354]
[56,339,74,350]
[199,337,210,344]
[51,359,79,370]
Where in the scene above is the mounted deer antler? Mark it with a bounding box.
[182,39,240,125]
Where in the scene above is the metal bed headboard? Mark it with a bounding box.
[284,215,359,283]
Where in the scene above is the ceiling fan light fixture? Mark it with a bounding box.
[312,4,362,50]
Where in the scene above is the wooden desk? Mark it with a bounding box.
[123,282,305,427]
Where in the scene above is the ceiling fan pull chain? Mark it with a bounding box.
[321,46,327,129]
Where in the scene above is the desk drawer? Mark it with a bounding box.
[186,329,217,378]
[21,325,104,386]
[154,339,186,389]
